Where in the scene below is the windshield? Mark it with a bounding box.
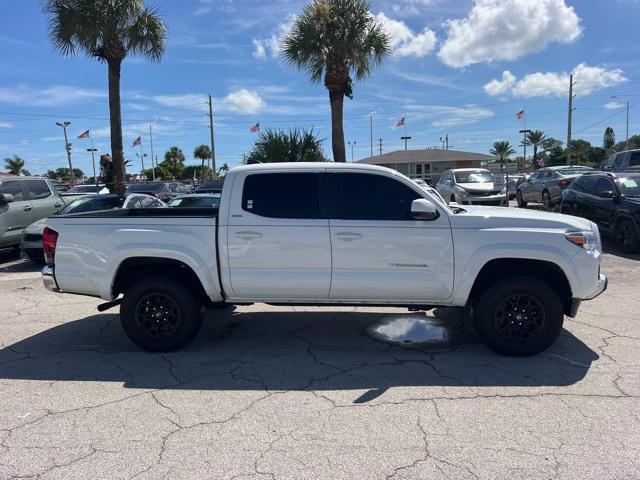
[127,183,163,193]
[557,167,593,176]
[67,185,102,193]
[617,176,640,197]
[167,196,220,208]
[454,171,494,183]
[60,196,123,214]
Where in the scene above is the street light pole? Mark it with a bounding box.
[611,96,630,150]
[56,121,73,183]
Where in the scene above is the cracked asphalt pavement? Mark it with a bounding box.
[0,244,639,480]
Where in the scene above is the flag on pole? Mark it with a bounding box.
[516,110,525,120]
[132,136,141,147]
[250,122,260,133]
[77,129,90,139]
[395,116,405,128]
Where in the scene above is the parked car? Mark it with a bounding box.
[516,165,594,210]
[0,176,67,250]
[435,168,507,206]
[602,149,640,171]
[504,174,524,199]
[20,193,165,262]
[166,193,221,209]
[195,180,224,194]
[63,184,110,195]
[561,171,640,252]
[126,182,190,202]
[42,163,606,356]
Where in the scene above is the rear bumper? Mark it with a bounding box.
[42,265,61,293]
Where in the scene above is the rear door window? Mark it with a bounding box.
[0,180,26,201]
[23,180,52,200]
[629,151,640,167]
[242,173,321,219]
[581,176,598,195]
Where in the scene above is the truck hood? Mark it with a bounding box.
[449,205,593,231]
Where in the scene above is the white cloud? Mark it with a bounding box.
[429,105,494,127]
[0,85,106,107]
[483,70,516,96]
[252,16,296,60]
[604,101,624,110]
[484,64,628,98]
[375,13,437,58]
[390,0,438,17]
[438,0,582,68]
[223,89,266,114]
[0,121,13,128]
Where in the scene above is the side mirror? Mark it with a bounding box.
[444,180,452,186]
[598,190,616,199]
[0,193,15,204]
[411,198,439,221]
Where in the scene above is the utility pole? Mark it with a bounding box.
[445,134,449,150]
[347,141,356,162]
[566,73,576,164]
[626,100,630,150]
[55,121,73,183]
[369,111,373,158]
[401,136,412,151]
[87,148,98,185]
[208,94,217,179]
[149,124,156,181]
[378,138,382,155]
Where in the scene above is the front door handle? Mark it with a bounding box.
[54,203,62,208]
[334,232,364,242]
[23,206,32,212]
[234,231,263,240]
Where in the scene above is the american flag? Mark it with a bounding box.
[395,116,405,128]
[516,110,525,120]
[250,122,260,133]
[132,136,141,147]
[77,129,90,139]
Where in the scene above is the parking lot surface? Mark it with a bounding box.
[0,245,639,480]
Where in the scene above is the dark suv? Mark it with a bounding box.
[561,171,640,252]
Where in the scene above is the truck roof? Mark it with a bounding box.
[230,162,397,174]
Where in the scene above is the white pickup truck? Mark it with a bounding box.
[41,163,607,356]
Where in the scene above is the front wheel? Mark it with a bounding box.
[516,190,527,208]
[474,276,564,356]
[615,219,639,253]
[542,190,552,211]
[120,277,203,352]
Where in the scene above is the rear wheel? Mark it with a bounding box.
[516,190,527,208]
[615,219,639,253]
[120,277,203,352]
[542,190,552,211]
[474,276,564,356]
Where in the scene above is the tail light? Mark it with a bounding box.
[558,178,572,189]
[42,227,59,266]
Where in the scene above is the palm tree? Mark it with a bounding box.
[524,130,547,168]
[43,0,166,195]
[246,129,329,164]
[490,141,516,164]
[4,155,27,175]
[216,163,229,178]
[282,0,390,162]
[193,145,212,179]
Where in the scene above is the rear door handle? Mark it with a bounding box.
[234,231,263,240]
[334,232,364,242]
[23,206,32,212]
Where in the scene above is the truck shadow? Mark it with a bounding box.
[0,307,598,402]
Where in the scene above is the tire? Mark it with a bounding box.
[542,190,551,211]
[560,202,572,215]
[120,276,203,352]
[474,276,564,356]
[615,219,639,253]
[516,190,527,208]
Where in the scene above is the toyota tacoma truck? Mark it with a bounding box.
[41,163,607,356]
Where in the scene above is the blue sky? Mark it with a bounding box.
[1,0,639,176]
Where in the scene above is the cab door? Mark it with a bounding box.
[0,179,34,247]
[23,179,62,220]
[225,170,332,299]
[326,171,454,302]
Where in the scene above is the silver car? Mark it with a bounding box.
[435,168,507,206]
[516,165,593,210]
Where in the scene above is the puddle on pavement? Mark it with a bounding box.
[367,313,449,346]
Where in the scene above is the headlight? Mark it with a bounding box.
[565,231,597,251]
[457,187,469,197]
